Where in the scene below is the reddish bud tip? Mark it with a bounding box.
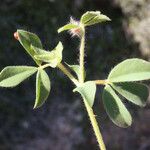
[14,32,19,40]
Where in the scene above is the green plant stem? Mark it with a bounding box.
[79,27,85,83]
[39,64,51,69]
[57,63,79,86]
[39,63,79,86]
[95,80,108,85]
[79,26,106,150]
[83,99,106,150]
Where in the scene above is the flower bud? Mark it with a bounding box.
[14,32,19,40]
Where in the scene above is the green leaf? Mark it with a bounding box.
[73,81,96,107]
[58,23,79,33]
[111,82,149,107]
[0,66,37,87]
[31,45,53,59]
[34,69,51,109]
[80,11,111,26]
[34,42,63,68]
[108,58,150,83]
[17,30,42,65]
[102,85,132,128]
[81,11,101,24]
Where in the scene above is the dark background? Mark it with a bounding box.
[0,0,150,150]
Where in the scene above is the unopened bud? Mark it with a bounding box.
[14,32,19,40]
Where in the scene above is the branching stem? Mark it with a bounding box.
[40,25,107,150]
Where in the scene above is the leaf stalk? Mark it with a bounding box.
[95,80,109,85]
[57,63,79,86]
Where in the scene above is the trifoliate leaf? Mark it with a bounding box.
[34,69,51,109]
[108,58,150,83]
[17,30,42,65]
[34,42,63,68]
[80,11,111,26]
[0,66,37,87]
[73,81,96,107]
[111,82,149,107]
[102,85,132,128]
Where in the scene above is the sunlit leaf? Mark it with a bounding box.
[108,58,150,83]
[34,69,51,109]
[80,11,110,26]
[0,66,37,87]
[81,11,101,24]
[73,81,96,107]
[17,30,42,65]
[111,82,149,107]
[102,85,132,128]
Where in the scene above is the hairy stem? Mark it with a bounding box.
[79,26,106,150]
[83,99,106,150]
[79,27,85,83]
[57,63,79,86]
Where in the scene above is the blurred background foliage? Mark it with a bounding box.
[0,0,150,149]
